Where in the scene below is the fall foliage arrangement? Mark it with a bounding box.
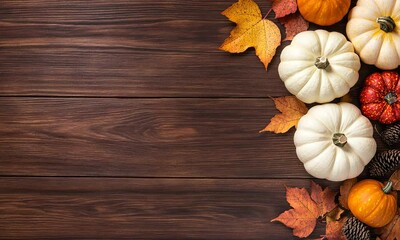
[220,0,400,239]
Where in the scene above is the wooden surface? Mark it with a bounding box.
[0,0,385,239]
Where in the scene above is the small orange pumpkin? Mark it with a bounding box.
[297,0,351,26]
[348,179,397,228]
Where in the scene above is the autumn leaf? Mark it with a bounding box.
[326,207,345,221]
[310,181,337,217]
[279,12,309,41]
[271,186,319,238]
[324,216,348,240]
[339,178,357,210]
[272,0,297,18]
[389,169,400,191]
[260,96,308,134]
[377,210,400,240]
[220,0,281,70]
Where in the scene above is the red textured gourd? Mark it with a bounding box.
[360,71,400,124]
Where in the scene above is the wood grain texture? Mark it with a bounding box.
[0,97,311,177]
[0,177,340,240]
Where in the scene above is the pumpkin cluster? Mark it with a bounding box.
[274,0,400,234]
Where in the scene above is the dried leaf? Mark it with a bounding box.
[325,216,348,240]
[220,0,281,70]
[272,0,297,18]
[279,12,309,41]
[310,181,337,217]
[389,170,400,191]
[326,207,345,221]
[260,96,308,134]
[338,178,357,210]
[377,211,400,240]
[271,186,319,238]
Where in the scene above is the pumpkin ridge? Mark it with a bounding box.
[382,72,399,91]
[304,146,336,179]
[345,144,365,166]
[295,142,332,161]
[368,0,384,15]
[364,87,386,102]
[342,117,373,137]
[379,104,397,123]
[308,107,337,133]
[325,43,353,58]
[319,71,339,101]
[338,114,361,136]
[378,0,396,17]
[326,66,353,92]
[282,68,316,96]
[316,30,330,56]
[290,45,316,59]
[297,138,331,147]
[353,29,381,56]
[364,191,387,225]
[327,147,340,180]
[296,70,322,102]
[322,32,348,57]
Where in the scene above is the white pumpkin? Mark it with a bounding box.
[294,103,377,181]
[346,0,400,70]
[278,30,361,104]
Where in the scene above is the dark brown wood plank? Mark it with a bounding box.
[0,177,341,240]
[0,0,354,97]
[0,97,386,178]
[0,97,310,177]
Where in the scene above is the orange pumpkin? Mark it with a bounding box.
[348,179,397,228]
[297,0,351,26]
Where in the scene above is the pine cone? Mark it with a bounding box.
[342,217,372,240]
[381,122,400,147]
[368,150,400,177]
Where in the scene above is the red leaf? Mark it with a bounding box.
[272,0,297,18]
[279,12,309,41]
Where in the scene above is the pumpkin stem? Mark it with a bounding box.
[382,181,393,194]
[332,133,347,147]
[315,57,329,69]
[377,16,396,33]
[385,92,398,105]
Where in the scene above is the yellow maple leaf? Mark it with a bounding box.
[219,0,281,70]
[260,96,308,134]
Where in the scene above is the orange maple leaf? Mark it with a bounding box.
[338,178,357,210]
[271,186,319,238]
[260,96,308,134]
[219,0,281,70]
[377,210,400,240]
[310,181,337,217]
[324,216,348,240]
